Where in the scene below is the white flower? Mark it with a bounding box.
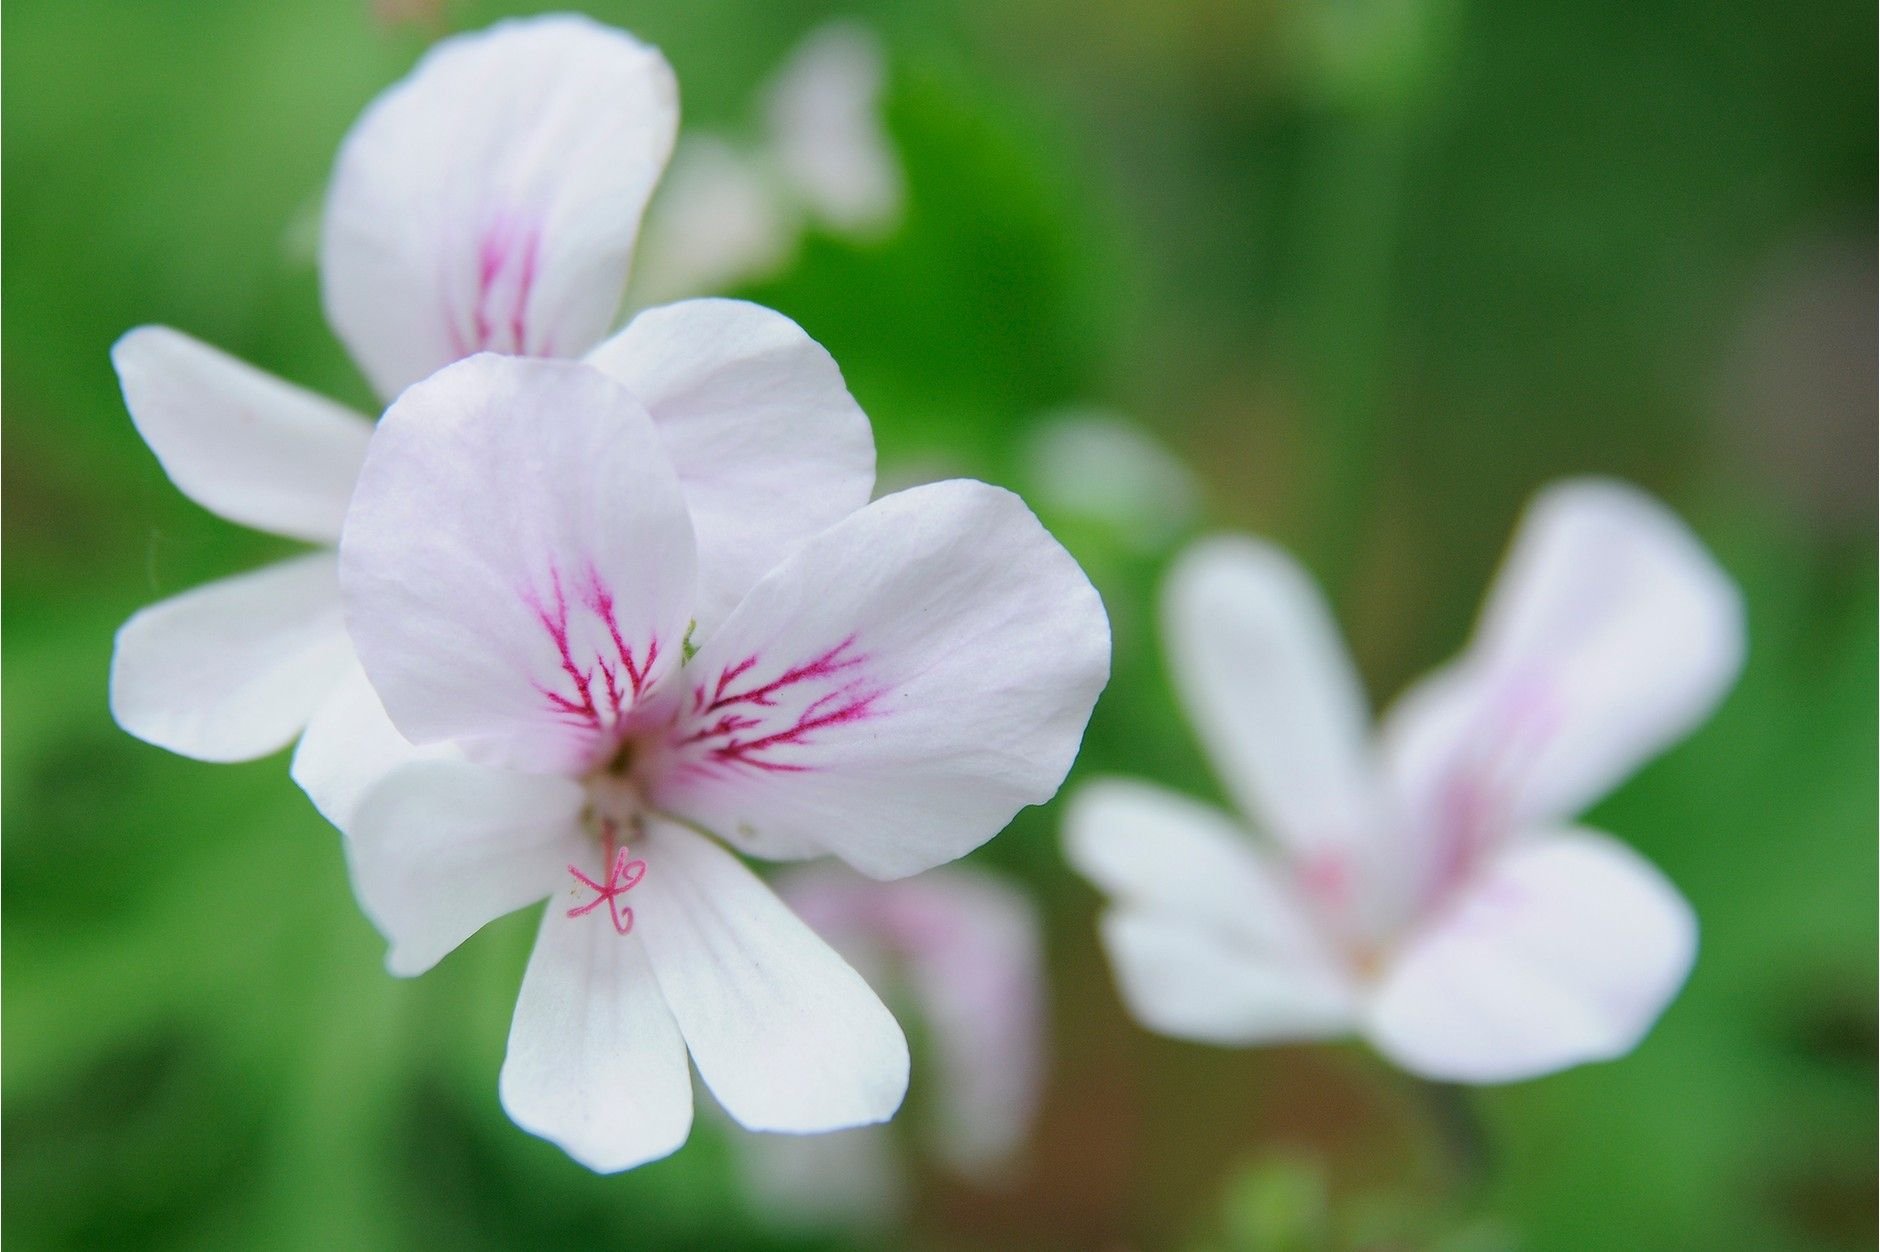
[333,352,1108,1171]
[629,20,902,307]
[109,17,860,824]
[1065,480,1744,1083]
[729,864,1046,1226]
[1020,408,1203,552]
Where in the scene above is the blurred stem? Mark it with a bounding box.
[1416,1078,1493,1193]
[1290,0,1463,602]
[1295,107,1417,602]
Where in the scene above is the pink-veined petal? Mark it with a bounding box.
[649,480,1109,878]
[340,355,697,774]
[1380,479,1746,859]
[778,864,1045,1175]
[321,15,678,398]
[500,904,693,1173]
[291,660,458,830]
[633,820,908,1133]
[586,299,875,634]
[1064,778,1358,1045]
[1366,829,1698,1084]
[345,761,586,976]
[110,553,352,762]
[1162,537,1385,864]
[112,327,372,544]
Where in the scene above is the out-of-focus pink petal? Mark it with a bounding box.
[1162,537,1388,874]
[1366,829,1697,1083]
[1380,479,1744,896]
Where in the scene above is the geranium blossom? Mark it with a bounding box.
[728,865,1046,1226]
[109,17,867,821]
[333,353,1108,1170]
[1066,480,1743,1083]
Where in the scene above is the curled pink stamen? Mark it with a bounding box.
[567,844,648,935]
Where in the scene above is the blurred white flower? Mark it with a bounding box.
[1066,479,1744,1083]
[730,864,1046,1227]
[331,352,1107,1170]
[629,21,902,307]
[111,15,679,778]
[1021,408,1203,552]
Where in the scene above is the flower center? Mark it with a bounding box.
[567,763,650,934]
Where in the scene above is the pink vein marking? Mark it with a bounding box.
[527,563,658,732]
[679,636,882,774]
[457,215,545,356]
[567,823,647,935]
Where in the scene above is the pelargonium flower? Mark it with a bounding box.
[1066,480,1743,1083]
[334,353,1108,1171]
[109,17,864,816]
[729,864,1046,1226]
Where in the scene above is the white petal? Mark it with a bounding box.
[291,660,458,830]
[345,761,586,976]
[1162,537,1384,861]
[1099,912,1357,1047]
[1064,778,1358,1045]
[634,821,908,1133]
[110,553,352,762]
[762,21,902,236]
[626,137,797,307]
[1366,830,1698,1084]
[586,299,876,633]
[501,905,693,1173]
[1020,409,1202,552]
[340,355,696,774]
[321,15,678,398]
[649,480,1109,878]
[1380,479,1746,841]
[112,327,371,543]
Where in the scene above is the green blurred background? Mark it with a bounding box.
[5,0,1873,1248]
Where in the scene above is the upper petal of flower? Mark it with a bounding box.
[345,760,587,975]
[634,819,909,1134]
[1365,828,1697,1084]
[586,299,876,635]
[321,15,678,399]
[500,904,694,1174]
[650,480,1110,879]
[1064,777,1358,1044]
[112,327,372,544]
[1162,536,1385,866]
[110,553,353,762]
[340,355,697,774]
[1380,479,1745,848]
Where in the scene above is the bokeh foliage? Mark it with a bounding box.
[4,0,1873,1248]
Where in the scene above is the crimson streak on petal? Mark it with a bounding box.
[526,562,660,736]
[675,635,884,775]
